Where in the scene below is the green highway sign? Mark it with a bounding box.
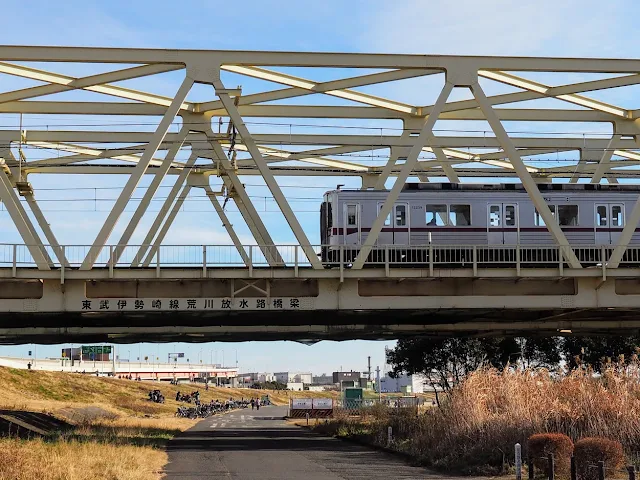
[81,345,112,355]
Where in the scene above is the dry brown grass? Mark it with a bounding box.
[315,363,640,475]
[0,366,339,479]
[0,437,166,480]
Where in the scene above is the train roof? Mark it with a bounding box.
[327,183,640,194]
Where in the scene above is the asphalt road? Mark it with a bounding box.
[163,405,466,480]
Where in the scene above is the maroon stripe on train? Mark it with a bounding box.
[331,227,634,234]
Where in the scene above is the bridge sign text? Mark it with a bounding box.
[79,297,311,312]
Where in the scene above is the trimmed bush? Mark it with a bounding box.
[574,437,624,480]
[527,433,574,474]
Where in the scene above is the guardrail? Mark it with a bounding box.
[1,243,639,272]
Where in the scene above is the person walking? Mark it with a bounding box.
[256,399,260,411]
[250,398,255,410]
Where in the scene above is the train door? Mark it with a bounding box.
[595,204,624,244]
[488,203,519,244]
[393,203,410,245]
[376,203,392,246]
[343,203,361,246]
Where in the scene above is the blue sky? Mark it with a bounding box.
[0,0,639,373]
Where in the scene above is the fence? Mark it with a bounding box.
[523,452,637,480]
[5,243,640,271]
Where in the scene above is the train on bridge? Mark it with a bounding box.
[320,183,640,266]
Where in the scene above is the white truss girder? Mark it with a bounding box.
[0,47,638,271]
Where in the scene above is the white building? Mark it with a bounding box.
[275,371,313,385]
[242,372,276,383]
[287,382,304,391]
[379,373,427,394]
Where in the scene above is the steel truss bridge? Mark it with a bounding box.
[2,46,640,343]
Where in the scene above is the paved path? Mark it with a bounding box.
[164,405,467,479]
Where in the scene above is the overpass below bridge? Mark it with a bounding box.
[3,244,640,344]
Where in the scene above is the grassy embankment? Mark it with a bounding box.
[312,365,640,476]
[0,366,336,480]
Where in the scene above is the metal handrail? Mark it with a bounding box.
[0,243,638,273]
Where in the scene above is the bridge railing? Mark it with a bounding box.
[3,243,640,271]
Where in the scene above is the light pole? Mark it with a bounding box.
[128,350,131,376]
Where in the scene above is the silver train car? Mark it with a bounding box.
[319,183,640,265]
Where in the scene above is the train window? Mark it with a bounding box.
[612,205,624,227]
[534,205,556,226]
[327,203,333,229]
[346,205,358,226]
[596,205,607,226]
[378,204,391,226]
[489,205,501,227]
[505,205,516,226]
[557,205,579,226]
[395,205,407,226]
[450,205,471,226]
[426,204,447,226]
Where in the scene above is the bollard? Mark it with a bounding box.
[628,465,636,480]
[528,459,534,480]
[515,443,522,480]
[387,426,392,447]
[570,456,577,480]
[598,461,605,480]
[306,413,309,426]
[548,453,554,480]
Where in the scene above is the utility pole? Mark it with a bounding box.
[367,356,372,381]
[376,366,381,402]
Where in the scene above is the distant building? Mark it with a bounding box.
[275,372,312,384]
[312,374,334,385]
[287,382,304,391]
[379,373,426,394]
[241,372,276,383]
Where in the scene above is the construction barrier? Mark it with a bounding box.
[289,398,334,418]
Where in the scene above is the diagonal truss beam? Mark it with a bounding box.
[352,81,455,269]
[131,151,199,267]
[470,80,582,268]
[27,142,173,167]
[0,165,50,270]
[213,79,322,269]
[0,62,191,109]
[110,125,190,265]
[141,184,192,267]
[203,185,251,266]
[220,66,429,114]
[591,135,620,184]
[478,70,629,117]
[200,68,436,113]
[80,75,194,270]
[208,138,285,266]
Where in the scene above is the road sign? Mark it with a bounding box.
[81,346,112,355]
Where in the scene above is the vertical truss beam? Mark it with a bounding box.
[209,138,284,266]
[470,80,582,269]
[0,168,50,270]
[80,76,194,270]
[131,152,198,267]
[352,81,455,269]
[142,184,191,267]
[110,125,189,266]
[203,186,251,266]
[212,80,321,269]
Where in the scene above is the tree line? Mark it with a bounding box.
[386,336,640,400]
